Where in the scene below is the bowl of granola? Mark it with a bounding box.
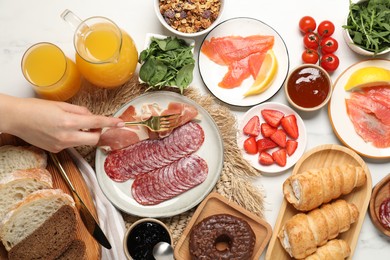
[154,0,224,38]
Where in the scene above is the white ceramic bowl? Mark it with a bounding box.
[154,0,224,38]
[284,64,332,112]
[343,0,390,56]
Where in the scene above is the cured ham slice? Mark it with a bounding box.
[98,102,198,152]
[345,86,390,148]
[97,106,149,152]
[201,35,274,89]
[104,121,205,182]
[131,154,208,205]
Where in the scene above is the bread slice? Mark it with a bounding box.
[57,239,87,260]
[0,145,47,180]
[0,168,53,221]
[0,189,76,260]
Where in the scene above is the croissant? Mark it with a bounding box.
[278,199,359,259]
[283,164,366,211]
[305,239,351,260]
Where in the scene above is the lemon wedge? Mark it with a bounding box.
[344,66,390,91]
[244,49,278,97]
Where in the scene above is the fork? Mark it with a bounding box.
[124,113,180,132]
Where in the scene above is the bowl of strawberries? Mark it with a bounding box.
[237,102,307,174]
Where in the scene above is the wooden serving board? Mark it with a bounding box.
[265,144,372,260]
[174,192,272,260]
[369,173,390,237]
[0,134,101,260]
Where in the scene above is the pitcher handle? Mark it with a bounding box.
[61,9,83,29]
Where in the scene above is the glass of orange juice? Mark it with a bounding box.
[21,42,81,101]
[61,10,138,88]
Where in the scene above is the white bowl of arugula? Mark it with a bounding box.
[342,0,390,56]
[138,33,195,93]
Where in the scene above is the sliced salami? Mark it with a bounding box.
[131,154,208,206]
[104,121,205,181]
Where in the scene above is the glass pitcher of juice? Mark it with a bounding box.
[61,10,138,88]
[21,42,81,101]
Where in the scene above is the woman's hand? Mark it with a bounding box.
[0,94,123,152]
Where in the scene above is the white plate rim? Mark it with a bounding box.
[237,102,307,174]
[328,59,390,159]
[95,91,224,217]
[198,17,290,107]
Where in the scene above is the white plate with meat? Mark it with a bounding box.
[328,59,390,159]
[198,17,289,107]
[95,91,224,217]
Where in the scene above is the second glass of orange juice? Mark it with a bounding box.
[61,10,138,88]
[21,42,81,101]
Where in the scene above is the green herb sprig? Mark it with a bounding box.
[139,36,195,94]
[342,0,390,55]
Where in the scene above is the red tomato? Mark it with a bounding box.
[321,37,338,54]
[299,16,316,33]
[320,53,339,72]
[318,20,335,37]
[302,49,319,64]
[303,32,319,49]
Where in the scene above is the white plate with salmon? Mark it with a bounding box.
[329,59,390,159]
[95,91,224,217]
[198,17,289,107]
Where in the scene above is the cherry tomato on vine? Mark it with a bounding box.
[302,49,319,64]
[303,32,319,49]
[320,53,339,72]
[318,20,335,37]
[321,37,338,54]
[299,16,316,33]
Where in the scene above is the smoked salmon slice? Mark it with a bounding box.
[201,35,274,89]
[345,86,390,148]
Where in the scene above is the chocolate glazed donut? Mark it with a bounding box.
[189,214,255,260]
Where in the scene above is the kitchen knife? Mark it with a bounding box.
[49,153,112,249]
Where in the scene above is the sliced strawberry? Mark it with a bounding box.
[281,115,299,139]
[260,123,277,138]
[259,151,274,165]
[261,109,285,128]
[270,129,287,148]
[286,140,298,156]
[243,116,260,136]
[243,136,258,154]
[272,149,287,167]
[257,138,278,152]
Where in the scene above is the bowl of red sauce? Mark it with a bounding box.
[285,64,332,112]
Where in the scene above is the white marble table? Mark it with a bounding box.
[0,0,389,259]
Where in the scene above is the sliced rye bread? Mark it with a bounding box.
[0,189,77,260]
[57,239,87,260]
[0,168,53,221]
[0,145,47,181]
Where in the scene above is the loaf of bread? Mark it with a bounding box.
[283,164,366,211]
[0,189,77,260]
[0,145,47,180]
[305,239,351,260]
[278,199,359,259]
[0,168,53,221]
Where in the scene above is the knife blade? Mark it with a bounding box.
[49,153,112,249]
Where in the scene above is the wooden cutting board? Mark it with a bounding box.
[0,134,101,260]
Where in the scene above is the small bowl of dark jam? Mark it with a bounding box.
[124,218,172,260]
[285,64,332,112]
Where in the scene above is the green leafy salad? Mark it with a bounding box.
[139,36,195,93]
[343,0,390,54]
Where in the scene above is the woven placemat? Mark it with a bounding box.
[69,76,265,245]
